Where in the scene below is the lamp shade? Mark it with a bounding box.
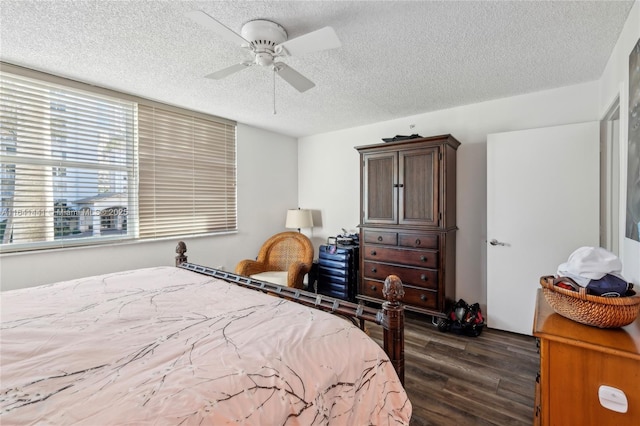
[285,209,313,230]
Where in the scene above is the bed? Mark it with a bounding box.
[0,242,411,425]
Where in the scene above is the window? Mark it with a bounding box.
[138,105,236,239]
[0,64,237,253]
[0,72,136,251]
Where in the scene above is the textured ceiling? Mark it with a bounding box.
[0,0,635,138]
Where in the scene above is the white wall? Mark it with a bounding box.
[0,124,298,291]
[299,82,600,309]
[599,0,640,285]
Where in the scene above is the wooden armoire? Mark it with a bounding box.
[355,135,460,317]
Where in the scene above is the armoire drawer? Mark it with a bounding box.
[363,230,397,245]
[363,245,438,269]
[361,279,438,310]
[363,261,438,289]
[398,233,438,249]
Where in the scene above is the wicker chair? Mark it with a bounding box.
[235,232,314,289]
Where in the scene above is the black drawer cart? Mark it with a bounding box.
[317,244,359,301]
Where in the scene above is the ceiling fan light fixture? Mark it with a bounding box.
[255,52,273,67]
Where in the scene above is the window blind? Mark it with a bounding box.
[138,104,236,239]
[0,71,136,252]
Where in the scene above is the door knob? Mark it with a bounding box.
[489,239,507,246]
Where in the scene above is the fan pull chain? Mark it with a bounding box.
[273,67,277,115]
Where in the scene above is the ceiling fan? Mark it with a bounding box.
[186,10,342,93]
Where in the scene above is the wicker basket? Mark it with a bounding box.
[539,275,640,328]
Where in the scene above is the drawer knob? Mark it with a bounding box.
[377,236,383,242]
[420,294,427,301]
[415,238,421,245]
[420,274,428,281]
[371,250,377,256]
[371,267,377,273]
[420,255,427,262]
[371,285,377,291]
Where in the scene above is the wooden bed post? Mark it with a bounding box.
[175,241,187,266]
[382,275,405,385]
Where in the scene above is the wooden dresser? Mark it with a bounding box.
[533,290,640,425]
[355,135,459,317]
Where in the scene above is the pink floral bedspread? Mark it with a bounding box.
[0,266,411,425]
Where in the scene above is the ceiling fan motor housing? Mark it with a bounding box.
[241,20,287,66]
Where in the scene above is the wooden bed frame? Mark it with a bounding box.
[175,241,406,384]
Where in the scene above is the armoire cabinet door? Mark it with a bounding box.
[362,151,397,224]
[399,147,439,227]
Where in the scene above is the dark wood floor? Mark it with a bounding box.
[367,312,539,426]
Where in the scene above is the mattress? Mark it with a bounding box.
[0,266,411,425]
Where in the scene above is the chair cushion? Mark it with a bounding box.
[250,271,288,286]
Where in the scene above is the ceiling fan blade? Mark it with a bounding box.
[277,27,341,56]
[205,62,253,80]
[275,63,315,93]
[185,10,248,46]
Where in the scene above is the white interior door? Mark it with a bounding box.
[487,122,599,335]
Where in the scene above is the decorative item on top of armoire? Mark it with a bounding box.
[355,134,460,318]
[381,134,423,143]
